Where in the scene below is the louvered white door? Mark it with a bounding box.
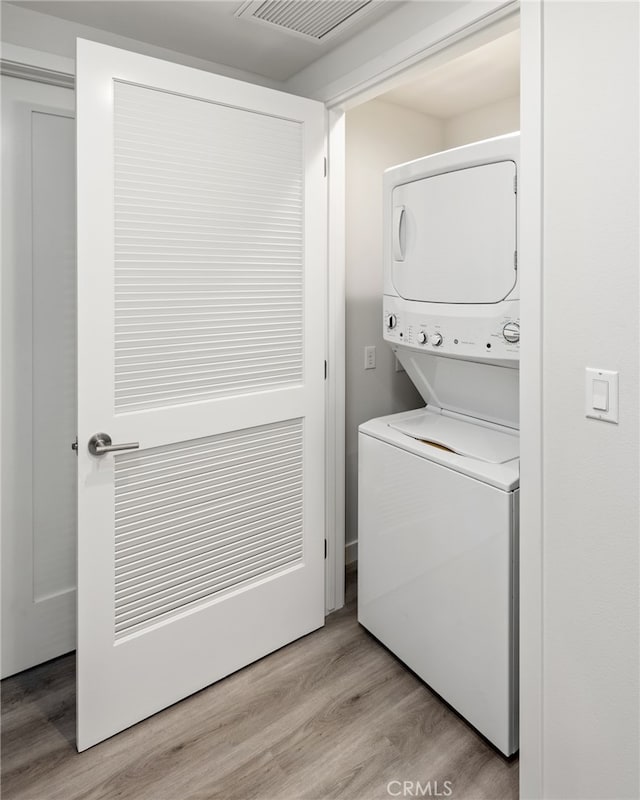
[76,40,326,751]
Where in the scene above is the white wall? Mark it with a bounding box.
[539,1,639,797]
[344,99,444,561]
[443,94,519,148]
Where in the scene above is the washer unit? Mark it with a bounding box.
[358,133,520,756]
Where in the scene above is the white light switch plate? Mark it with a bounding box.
[585,368,618,423]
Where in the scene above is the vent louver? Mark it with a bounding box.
[235,0,377,43]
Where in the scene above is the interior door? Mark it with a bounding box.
[76,39,326,751]
[1,76,76,678]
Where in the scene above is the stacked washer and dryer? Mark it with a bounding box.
[358,133,520,756]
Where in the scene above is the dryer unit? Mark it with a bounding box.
[358,133,520,756]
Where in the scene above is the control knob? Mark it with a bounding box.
[430,333,443,347]
[386,313,397,330]
[416,331,427,345]
[502,322,520,344]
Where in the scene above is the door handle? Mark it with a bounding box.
[88,433,140,456]
[393,205,405,262]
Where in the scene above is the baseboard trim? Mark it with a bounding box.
[345,540,358,565]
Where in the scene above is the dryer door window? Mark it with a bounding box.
[391,160,517,304]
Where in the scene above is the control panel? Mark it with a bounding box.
[383,296,520,364]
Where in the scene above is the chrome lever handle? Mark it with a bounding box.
[88,433,140,456]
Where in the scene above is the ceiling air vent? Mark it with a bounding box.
[235,1,378,43]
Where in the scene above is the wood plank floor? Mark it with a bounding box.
[1,570,518,800]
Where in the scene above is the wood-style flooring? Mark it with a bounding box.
[1,570,518,800]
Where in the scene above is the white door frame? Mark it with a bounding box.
[322,2,544,798]
[516,2,543,796]
[324,108,347,613]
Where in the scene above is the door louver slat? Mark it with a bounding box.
[113,419,304,639]
[114,82,304,412]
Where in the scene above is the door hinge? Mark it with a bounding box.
[324,359,328,379]
[71,436,78,454]
[514,174,517,193]
[323,157,327,177]
[324,539,327,559]
[514,250,518,270]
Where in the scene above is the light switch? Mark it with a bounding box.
[585,368,618,423]
[592,379,609,411]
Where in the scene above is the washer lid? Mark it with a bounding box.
[388,408,519,464]
[391,160,517,304]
